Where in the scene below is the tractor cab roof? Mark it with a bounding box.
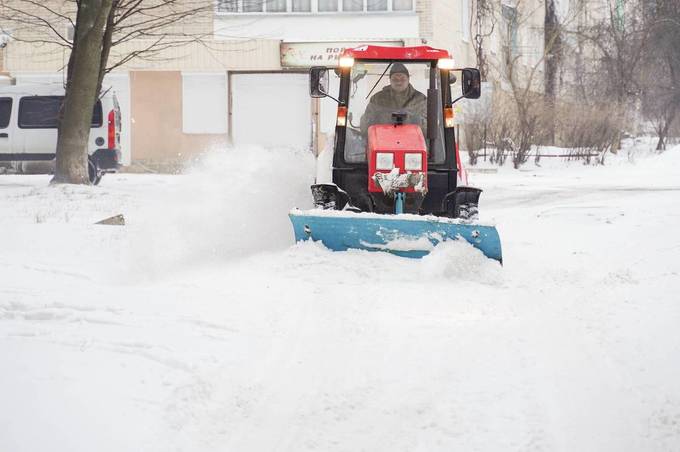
[340,45,451,61]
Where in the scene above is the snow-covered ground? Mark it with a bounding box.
[1,142,679,452]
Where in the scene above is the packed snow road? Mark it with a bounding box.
[1,144,679,452]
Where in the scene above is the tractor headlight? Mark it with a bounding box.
[404,153,423,171]
[437,58,455,70]
[338,56,355,68]
[376,152,394,170]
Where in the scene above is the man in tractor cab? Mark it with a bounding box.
[360,62,427,136]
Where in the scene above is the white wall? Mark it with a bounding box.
[214,13,418,41]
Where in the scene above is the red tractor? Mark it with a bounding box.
[289,45,502,262]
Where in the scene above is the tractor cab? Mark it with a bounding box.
[310,45,481,217]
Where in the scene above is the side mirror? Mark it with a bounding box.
[461,68,481,99]
[310,66,329,98]
[448,70,457,85]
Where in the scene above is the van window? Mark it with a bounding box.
[0,98,11,129]
[18,96,103,129]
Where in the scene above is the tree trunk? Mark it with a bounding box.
[52,0,114,185]
[96,0,118,96]
[544,0,561,146]
[656,134,666,151]
[657,106,677,151]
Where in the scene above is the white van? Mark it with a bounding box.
[0,84,122,184]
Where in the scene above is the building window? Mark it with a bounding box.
[392,0,412,10]
[243,0,263,12]
[293,0,311,11]
[217,0,238,12]
[342,0,363,11]
[266,0,287,11]
[216,0,413,13]
[502,4,519,57]
[318,0,338,11]
[367,0,387,11]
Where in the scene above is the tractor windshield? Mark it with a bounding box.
[344,61,445,164]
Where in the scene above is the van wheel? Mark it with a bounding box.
[88,160,102,186]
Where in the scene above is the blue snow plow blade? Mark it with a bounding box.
[289,209,502,263]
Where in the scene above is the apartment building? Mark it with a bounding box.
[1,0,482,169]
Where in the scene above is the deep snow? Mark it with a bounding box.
[1,142,679,452]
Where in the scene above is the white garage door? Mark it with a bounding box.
[231,73,311,150]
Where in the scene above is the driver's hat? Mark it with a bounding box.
[390,63,410,77]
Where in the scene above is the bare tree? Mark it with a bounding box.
[55,0,114,184]
[493,0,560,167]
[0,0,212,184]
[543,0,562,144]
[640,0,680,150]
[470,0,589,168]
[570,0,652,148]
[472,0,496,81]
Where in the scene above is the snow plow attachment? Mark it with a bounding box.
[289,209,502,263]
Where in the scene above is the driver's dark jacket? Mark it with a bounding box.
[360,84,427,135]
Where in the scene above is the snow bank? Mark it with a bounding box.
[279,238,502,287]
[2,141,680,452]
[420,239,503,284]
